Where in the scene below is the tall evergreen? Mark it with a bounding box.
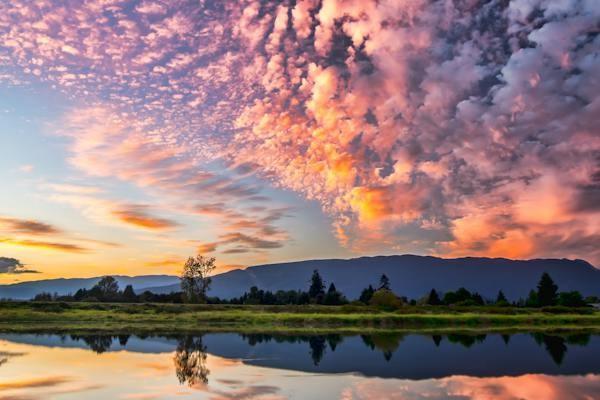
[122,285,137,302]
[327,282,337,294]
[526,289,539,307]
[308,269,325,301]
[324,282,346,305]
[379,274,391,291]
[426,289,441,305]
[496,290,508,304]
[359,285,375,304]
[537,272,558,306]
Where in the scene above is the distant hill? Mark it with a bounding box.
[1,256,598,301]
[0,275,179,300]
[144,255,600,300]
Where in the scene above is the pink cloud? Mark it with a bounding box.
[1,0,598,264]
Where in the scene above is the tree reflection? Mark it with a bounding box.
[308,336,327,366]
[361,333,404,361]
[565,333,590,346]
[118,334,130,346]
[533,334,568,365]
[70,335,113,354]
[174,336,210,386]
[326,334,343,352]
[447,334,487,348]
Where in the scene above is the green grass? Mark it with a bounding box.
[1,301,599,334]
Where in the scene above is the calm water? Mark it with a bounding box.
[0,332,599,399]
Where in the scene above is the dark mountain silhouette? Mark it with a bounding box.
[1,255,598,300]
[144,255,600,300]
[0,275,179,300]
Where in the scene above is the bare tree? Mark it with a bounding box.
[181,255,216,303]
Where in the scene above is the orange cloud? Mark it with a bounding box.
[0,238,89,253]
[0,216,62,236]
[111,206,179,231]
[144,257,185,268]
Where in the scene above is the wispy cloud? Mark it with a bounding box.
[111,205,179,231]
[0,216,62,236]
[0,239,88,254]
[0,214,114,255]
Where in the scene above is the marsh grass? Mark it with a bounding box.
[1,301,598,334]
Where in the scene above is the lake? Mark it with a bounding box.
[0,332,599,399]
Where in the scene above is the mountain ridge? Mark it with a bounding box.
[0,275,179,300]
[144,255,600,300]
[1,255,598,300]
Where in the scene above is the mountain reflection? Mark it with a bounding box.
[3,332,598,382]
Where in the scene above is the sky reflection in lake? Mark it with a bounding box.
[0,332,598,399]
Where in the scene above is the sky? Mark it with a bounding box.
[0,0,599,282]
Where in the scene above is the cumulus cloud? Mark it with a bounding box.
[1,0,598,264]
[0,257,39,274]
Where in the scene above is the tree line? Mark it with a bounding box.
[32,260,598,308]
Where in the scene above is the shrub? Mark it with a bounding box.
[369,289,402,310]
[557,291,586,307]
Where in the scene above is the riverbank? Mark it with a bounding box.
[1,301,599,334]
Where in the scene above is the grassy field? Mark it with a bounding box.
[0,301,599,334]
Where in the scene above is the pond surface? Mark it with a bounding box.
[0,332,599,399]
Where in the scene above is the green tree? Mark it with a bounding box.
[181,255,216,303]
[122,285,137,302]
[526,289,539,307]
[32,292,53,301]
[557,291,585,307]
[472,292,484,305]
[369,289,402,310]
[496,290,508,305]
[95,276,119,301]
[426,289,442,305]
[443,288,472,305]
[324,282,346,305]
[379,274,391,290]
[308,269,325,302]
[359,285,375,304]
[537,272,558,307]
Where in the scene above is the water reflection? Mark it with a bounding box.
[0,331,598,399]
[2,332,598,374]
[174,336,210,386]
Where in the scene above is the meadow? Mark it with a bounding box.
[1,301,599,334]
